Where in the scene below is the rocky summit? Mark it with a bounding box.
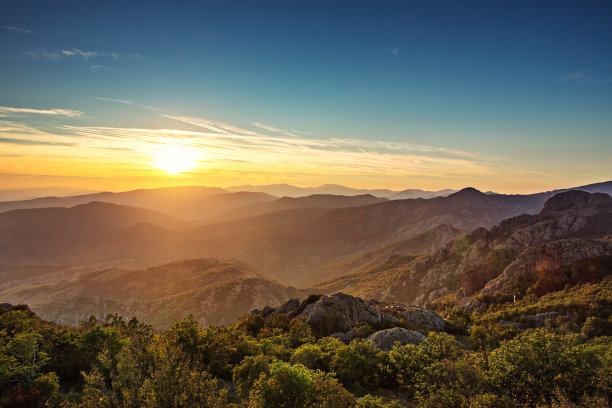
[252,292,448,344]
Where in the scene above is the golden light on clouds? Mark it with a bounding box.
[152,145,199,175]
[0,111,589,194]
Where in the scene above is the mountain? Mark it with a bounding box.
[227,183,397,198]
[0,186,96,201]
[315,190,612,307]
[1,258,307,328]
[227,183,462,199]
[388,188,457,200]
[309,224,463,284]
[2,184,611,289]
[0,201,185,264]
[0,186,277,220]
[210,194,388,223]
[53,187,555,286]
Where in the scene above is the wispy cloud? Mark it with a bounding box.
[161,114,264,136]
[90,65,109,73]
[0,137,73,146]
[558,69,612,86]
[25,48,120,61]
[0,106,84,117]
[390,48,399,56]
[95,97,134,105]
[96,96,166,112]
[51,120,502,180]
[252,122,311,137]
[3,26,33,34]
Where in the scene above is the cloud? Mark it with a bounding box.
[25,48,120,61]
[90,65,109,73]
[52,119,502,181]
[558,69,612,86]
[96,96,166,112]
[0,106,84,117]
[390,48,399,56]
[95,97,134,105]
[252,122,311,137]
[161,114,262,136]
[0,137,72,146]
[3,26,33,34]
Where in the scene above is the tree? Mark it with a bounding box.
[248,361,354,408]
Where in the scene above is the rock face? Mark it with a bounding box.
[480,239,612,295]
[312,190,612,308]
[255,292,447,338]
[297,293,382,336]
[367,328,426,350]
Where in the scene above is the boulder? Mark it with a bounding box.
[296,293,382,336]
[328,332,351,344]
[395,306,446,331]
[367,328,426,351]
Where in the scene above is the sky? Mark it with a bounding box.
[0,0,611,196]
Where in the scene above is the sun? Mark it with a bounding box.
[153,145,199,175]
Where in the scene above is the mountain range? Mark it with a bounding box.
[0,180,610,327]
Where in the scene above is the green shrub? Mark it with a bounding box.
[248,361,354,408]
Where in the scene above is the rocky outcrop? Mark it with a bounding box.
[523,312,559,327]
[329,332,351,344]
[295,293,382,336]
[313,190,612,308]
[480,239,612,295]
[255,292,447,337]
[458,191,612,297]
[540,190,612,215]
[367,328,426,350]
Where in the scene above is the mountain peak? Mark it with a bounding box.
[541,190,612,215]
[451,187,486,197]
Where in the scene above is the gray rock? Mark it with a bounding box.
[296,293,382,336]
[523,312,559,327]
[395,306,446,331]
[275,298,299,315]
[367,327,426,351]
[329,332,351,344]
[498,320,524,329]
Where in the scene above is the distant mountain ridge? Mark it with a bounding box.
[0,258,307,328]
[316,190,612,307]
[226,183,456,198]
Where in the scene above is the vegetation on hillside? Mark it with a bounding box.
[1,279,611,408]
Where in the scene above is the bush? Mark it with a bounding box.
[487,330,600,406]
[356,394,404,407]
[233,355,272,395]
[290,343,325,370]
[248,361,354,408]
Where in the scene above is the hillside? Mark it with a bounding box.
[209,193,388,223]
[317,190,612,306]
[0,201,185,263]
[0,186,276,220]
[2,186,607,287]
[1,258,307,328]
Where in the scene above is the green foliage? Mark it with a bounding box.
[233,354,272,395]
[1,285,611,408]
[291,343,326,370]
[356,394,404,407]
[487,330,602,406]
[330,339,396,389]
[248,361,354,408]
[0,309,39,337]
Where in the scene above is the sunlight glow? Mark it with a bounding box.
[152,145,199,175]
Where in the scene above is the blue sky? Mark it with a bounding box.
[1,0,611,194]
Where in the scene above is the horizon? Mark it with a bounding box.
[1,1,611,195]
[1,179,611,202]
